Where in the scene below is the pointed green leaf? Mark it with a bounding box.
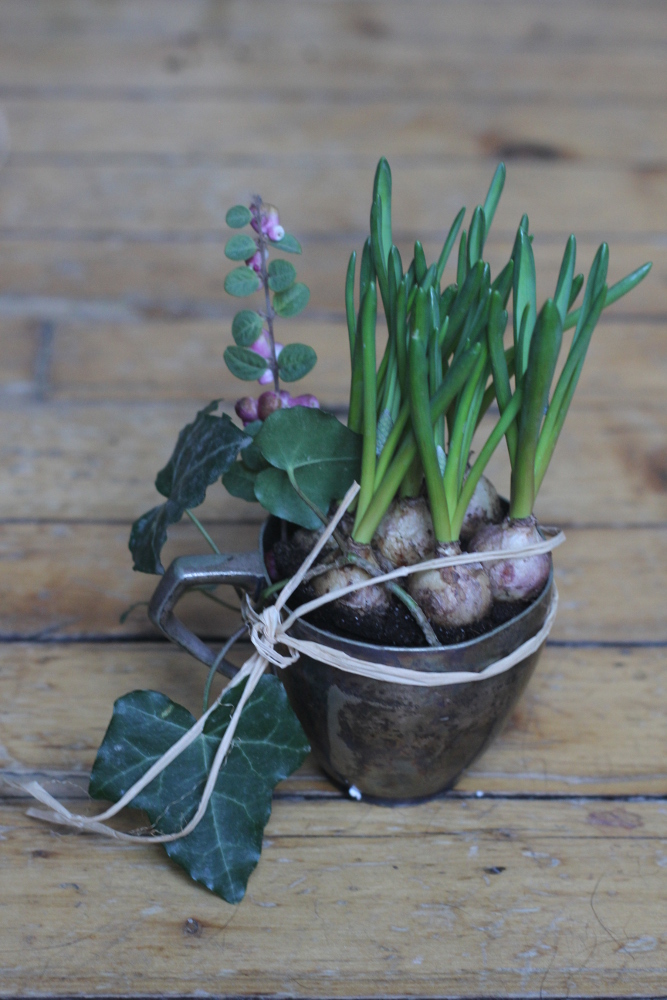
[224,266,261,297]
[89,682,309,903]
[226,205,252,228]
[225,234,257,262]
[129,404,249,573]
[273,282,310,318]
[224,345,270,381]
[268,232,302,254]
[267,258,297,293]
[232,310,263,347]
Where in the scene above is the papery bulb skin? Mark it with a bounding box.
[374,497,434,568]
[459,475,504,544]
[408,541,492,627]
[311,548,389,616]
[235,396,258,425]
[292,393,320,409]
[468,516,551,602]
[257,391,282,420]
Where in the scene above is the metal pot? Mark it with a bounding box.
[149,517,553,802]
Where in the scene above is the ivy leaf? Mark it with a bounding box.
[253,408,361,528]
[277,343,317,382]
[224,266,261,297]
[269,233,302,254]
[268,259,296,293]
[240,440,269,472]
[222,461,259,502]
[225,234,257,261]
[129,403,249,574]
[226,205,252,228]
[273,282,310,318]
[232,310,263,347]
[89,680,310,904]
[224,345,269,381]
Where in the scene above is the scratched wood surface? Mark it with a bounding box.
[0,1,666,997]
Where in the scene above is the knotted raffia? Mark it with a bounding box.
[25,481,563,842]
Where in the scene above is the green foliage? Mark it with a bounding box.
[222,461,259,502]
[269,233,302,254]
[277,343,317,381]
[268,259,296,292]
[225,205,252,228]
[89,681,310,903]
[231,310,263,347]
[273,282,310,317]
[225,234,257,261]
[129,404,249,574]
[224,345,270,380]
[224,266,261,297]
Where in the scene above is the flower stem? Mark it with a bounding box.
[186,509,221,555]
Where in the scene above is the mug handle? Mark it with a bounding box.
[148,552,266,676]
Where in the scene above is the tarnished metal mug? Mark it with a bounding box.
[149,517,552,802]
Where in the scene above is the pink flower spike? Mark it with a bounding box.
[257,368,274,385]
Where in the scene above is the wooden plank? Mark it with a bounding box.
[2,164,666,237]
[2,643,666,799]
[44,318,667,405]
[0,238,662,321]
[1,797,667,997]
[7,98,667,163]
[2,400,666,524]
[2,0,666,45]
[0,522,665,642]
[0,318,39,395]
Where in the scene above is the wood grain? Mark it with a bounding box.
[2,643,666,798]
[0,522,665,642]
[1,797,667,997]
[2,164,666,237]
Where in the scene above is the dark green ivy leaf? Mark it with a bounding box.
[268,232,302,254]
[226,205,252,228]
[225,234,257,261]
[224,266,261,297]
[277,343,317,382]
[273,282,310,318]
[232,310,263,347]
[89,680,310,903]
[224,345,269,381]
[267,259,296,293]
[129,403,249,574]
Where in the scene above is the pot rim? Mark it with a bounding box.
[260,516,553,657]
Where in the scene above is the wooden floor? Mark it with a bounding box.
[1,2,666,997]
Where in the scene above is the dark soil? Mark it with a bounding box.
[271,537,531,648]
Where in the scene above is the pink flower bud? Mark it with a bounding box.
[250,329,272,360]
[235,396,259,426]
[246,250,263,274]
[274,342,283,359]
[257,368,274,385]
[279,391,294,408]
[292,394,320,409]
[257,391,282,421]
[251,204,284,242]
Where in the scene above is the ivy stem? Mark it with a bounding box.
[186,509,221,555]
[251,195,280,393]
[202,624,249,713]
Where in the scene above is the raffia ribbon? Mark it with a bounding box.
[25,481,563,842]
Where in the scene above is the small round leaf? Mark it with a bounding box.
[225,234,257,261]
[224,266,261,298]
[226,205,252,228]
[273,282,310,318]
[224,346,269,381]
[268,259,297,293]
[232,310,263,346]
[269,232,302,254]
[277,343,317,382]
